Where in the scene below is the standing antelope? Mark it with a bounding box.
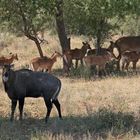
[31,51,62,73]
[64,41,91,69]
[0,53,18,65]
[83,50,115,76]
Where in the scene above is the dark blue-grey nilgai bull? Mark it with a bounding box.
[2,64,62,123]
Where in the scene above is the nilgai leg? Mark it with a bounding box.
[19,98,25,121]
[52,99,62,119]
[10,100,17,121]
[44,99,52,123]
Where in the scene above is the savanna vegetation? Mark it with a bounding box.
[0,0,140,140]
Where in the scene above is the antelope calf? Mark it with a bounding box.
[121,51,140,71]
[0,53,18,65]
[84,50,114,75]
[31,51,62,73]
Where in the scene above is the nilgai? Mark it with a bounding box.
[108,36,140,70]
[2,64,62,123]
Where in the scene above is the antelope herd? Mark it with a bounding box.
[1,36,140,75]
[1,35,140,123]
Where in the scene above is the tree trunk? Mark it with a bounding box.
[25,34,44,58]
[34,40,44,57]
[95,19,104,55]
[56,17,70,52]
[96,32,101,55]
[55,0,70,72]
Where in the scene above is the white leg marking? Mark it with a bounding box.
[51,86,60,101]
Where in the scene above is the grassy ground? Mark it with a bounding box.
[0,33,140,140]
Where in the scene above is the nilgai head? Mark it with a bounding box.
[2,64,14,82]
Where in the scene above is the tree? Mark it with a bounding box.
[118,0,140,36]
[118,15,140,36]
[0,0,70,71]
[0,0,53,57]
[54,0,71,72]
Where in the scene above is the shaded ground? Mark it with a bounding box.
[0,108,139,140]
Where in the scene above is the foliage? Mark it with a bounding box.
[64,0,140,48]
[0,0,53,35]
[119,15,140,36]
[0,0,58,57]
[1,0,140,56]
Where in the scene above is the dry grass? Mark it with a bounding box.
[0,33,140,140]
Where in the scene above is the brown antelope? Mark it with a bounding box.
[108,36,140,70]
[121,51,140,71]
[64,41,91,69]
[83,50,115,75]
[0,53,18,65]
[31,51,62,73]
